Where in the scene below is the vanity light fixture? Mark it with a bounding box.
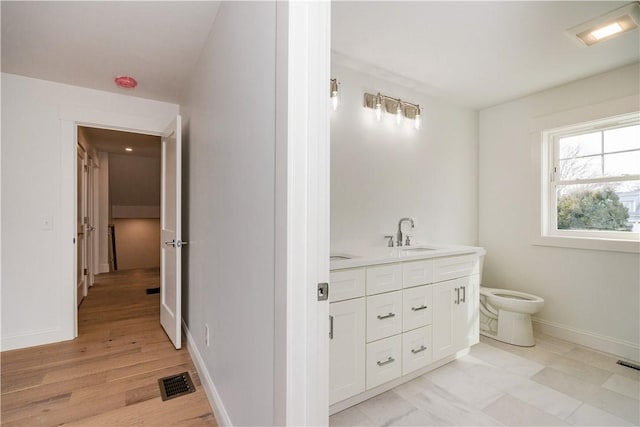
[364,92,422,129]
[568,2,640,46]
[330,78,340,111]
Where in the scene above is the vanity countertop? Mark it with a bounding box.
[330,244,485,271]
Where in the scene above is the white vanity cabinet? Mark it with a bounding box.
[432,275,479,360]
[329,248,482,413]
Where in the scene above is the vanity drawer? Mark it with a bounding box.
[402,326,433,375]
[367,291,402,342]
[366,335,402,390]
[366,263,402,295]
[433,254,479,282]
[402,259,433,288]
[403,285,433,331]
[330,268,365,302]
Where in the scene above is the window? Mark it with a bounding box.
[543,113,640,244]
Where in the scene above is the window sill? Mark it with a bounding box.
[532,234,640,253]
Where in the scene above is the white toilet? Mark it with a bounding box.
[479,287,544,346]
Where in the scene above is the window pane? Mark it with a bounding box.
[604,125,640,153]
[604,151,640,177]
[558,132,601,159]
[556,181,640,232]
[559,155,601,180]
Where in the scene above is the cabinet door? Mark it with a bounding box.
[366,263,402,295]
[432,279,459,360]
[330,268,365,302]
[366,335,402,390]
[457,275,479,349]
[367,291,403,342]
[403,284,433,332]
[330,298,366,404]
[402,326,433,375]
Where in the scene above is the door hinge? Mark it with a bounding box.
[83,268,87,276]
[317,282,329,301]
[84,165,88,172]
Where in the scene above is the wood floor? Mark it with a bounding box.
[1,268,217,426]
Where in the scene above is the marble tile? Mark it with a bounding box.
[424,364,504,409]
[387,409,437,426]
[469,341,545,377]
[506,379,582,420]
[447,354,493,372]
[400,379,505,426]
[532,367,601,402]
[533,333,577,355]
[330,406,375,427]
[464,363,530,392]
[355,390,417,426]
[565,403,635,426]
[546,354,613,385]
[483,394,569,426]
[584,387,640,424]
[602,374,640,400]
[479,335,559,366]
[563,347,640,381]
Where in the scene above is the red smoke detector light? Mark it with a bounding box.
[115,76,137,89]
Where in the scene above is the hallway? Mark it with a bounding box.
[1,268,216,426]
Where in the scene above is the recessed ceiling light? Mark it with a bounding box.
[115,76,138,89]
[568,2,640,46]
[125,147,133,152]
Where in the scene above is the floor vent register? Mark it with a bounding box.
[158,372,196,401]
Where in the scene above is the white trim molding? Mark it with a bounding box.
[182,320,232,427]
[533,318,640,362]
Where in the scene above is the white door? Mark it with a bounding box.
[458,275,480,349]
[76,145,88,306]
[432,279,457,360]
[160,115,182,349]
[329,298,366,404]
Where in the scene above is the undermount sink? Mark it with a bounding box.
[401,247,437,252]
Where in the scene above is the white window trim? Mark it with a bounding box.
[530,94,640,253]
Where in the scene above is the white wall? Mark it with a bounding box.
[330,63,479,251]
[113,218,160,270]
[180,2,279,425]
[479,63,640,359]
[1,72,178,350]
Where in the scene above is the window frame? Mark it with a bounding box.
[536,110,640,252]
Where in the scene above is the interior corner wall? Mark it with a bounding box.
[1,72,178,351]
[180,2,277,425]
[330,63,478,251]
[478,63,640,358]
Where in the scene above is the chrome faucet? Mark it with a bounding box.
[396,217,414,246]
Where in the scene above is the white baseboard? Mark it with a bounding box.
[98,263,110,274]
[533,318,640,362]
[1,327,73,352]
[182,320,232,426]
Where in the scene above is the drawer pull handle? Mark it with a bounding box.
[377,312,396,320]
[411,345,427,354]
[377,356,395,366]
[411,305,428,311]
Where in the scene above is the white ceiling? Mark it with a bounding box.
[1,1,220,103]
[2,1,637,110]
[332,1,640,109]
[81,127,160,158]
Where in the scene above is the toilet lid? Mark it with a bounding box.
[493,293,532,301]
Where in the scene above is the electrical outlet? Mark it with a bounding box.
[204,324,210,347]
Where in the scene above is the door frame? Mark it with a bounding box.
[60,107,176,338]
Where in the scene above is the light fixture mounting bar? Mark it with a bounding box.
[364,92,421,119]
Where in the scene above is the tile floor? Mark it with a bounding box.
[330,334,640,426]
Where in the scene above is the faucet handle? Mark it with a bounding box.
[384,235,394,247]
[405,235,411,246]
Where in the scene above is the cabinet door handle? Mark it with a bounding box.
[461,286,466,303]
[329,315,333,340]
[376,356,395,366]
[455,288,460,304]
[411,345,427,354]
[411,305,428,311]
[377,312,396,320]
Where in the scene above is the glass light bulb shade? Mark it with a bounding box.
[331,93,339,111]
[591,22,624,39]
[375,105,382,121]
[414,113,421,130]
[396,102,403,125]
